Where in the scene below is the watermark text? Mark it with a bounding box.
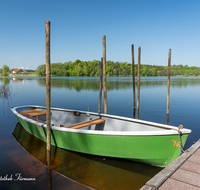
[0,173,36,181]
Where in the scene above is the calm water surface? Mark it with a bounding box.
[0,76,200,190]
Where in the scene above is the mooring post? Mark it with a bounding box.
[98,57,103,113]
[136,46,141,119]
[103,35,107,114]
[132,44,136,118]
[45,20,51,151]
[166,49,171,124]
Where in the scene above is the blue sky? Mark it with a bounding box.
[0,0,200,70]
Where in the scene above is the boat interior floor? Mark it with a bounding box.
[19,109,170,132]
[19,110,106,129]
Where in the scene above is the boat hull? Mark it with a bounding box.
[15,114,189,167]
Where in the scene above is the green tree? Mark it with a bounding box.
[35,60,200,77]
[141,65,149,76]
[37,64,46,76]
[22,71,27,75]
[150,68,157,76]
[2,65,9,76]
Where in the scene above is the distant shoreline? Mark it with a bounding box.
[8,74,38,77]
[0,74,199,78]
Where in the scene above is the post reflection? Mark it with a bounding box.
[133,108,136,119]
[47,150,52,190]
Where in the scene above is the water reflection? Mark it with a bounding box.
[1,76,200,92]
[47,150,52,190]
[2,78,10,85]
[13,78,24,83]
[34,77,200,91]
[0,84,11,109]
[0,85,10,100]
[13,123,161,190]
[0,76,199,189]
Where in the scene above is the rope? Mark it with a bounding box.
[178,125,185,153]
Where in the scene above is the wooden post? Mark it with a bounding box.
[132,44,136,118]
[103,35,107,114]
[45,20,51,151]
[136,46,141,119]
[98,57,103,113]
[166,49,171,124]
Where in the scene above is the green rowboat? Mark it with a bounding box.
[11,105,191,167]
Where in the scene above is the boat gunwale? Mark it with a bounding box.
[11,105,192,136]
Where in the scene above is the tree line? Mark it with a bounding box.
[0,65,36,76]
[1,60,200,77]
[36,59,200,77]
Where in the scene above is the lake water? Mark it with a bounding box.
[0,76,200,190]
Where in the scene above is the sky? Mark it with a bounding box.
[0,0,200,70]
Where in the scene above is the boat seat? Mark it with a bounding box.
[62,118,106,129]
[19,110,105,129]
[20,113,47,124]
[19,110,48,117]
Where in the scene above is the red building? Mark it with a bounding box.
[12,68,23,73]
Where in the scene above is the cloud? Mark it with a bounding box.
[10,57,20,61]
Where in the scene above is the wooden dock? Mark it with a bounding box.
[140,139,200,190]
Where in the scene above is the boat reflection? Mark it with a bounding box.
[13,123,161,190]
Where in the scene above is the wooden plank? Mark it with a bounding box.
[21,113,46,124]
[140,185,156,190]
[71,119,105,129]
[20,110,47,117]
[19,110,38,114]
[28,111,47,117]
[62,118,100,128]
[62,118,105,129]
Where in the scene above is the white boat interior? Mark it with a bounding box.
[12,105,191,135]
